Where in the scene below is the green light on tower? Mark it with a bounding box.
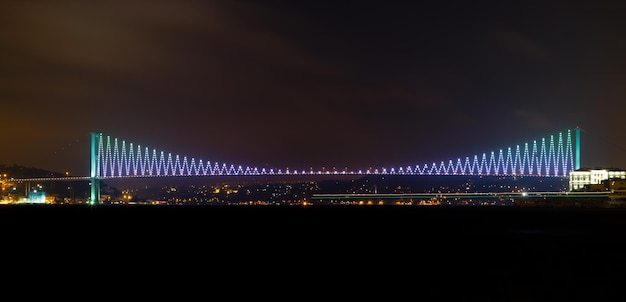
[90,132,101,205]
[575,127,581,170]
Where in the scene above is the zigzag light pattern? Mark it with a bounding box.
[95,130,575,178]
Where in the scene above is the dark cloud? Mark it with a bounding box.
[490,28,549,61]
[1,0,626,174]
[514,109,550,130]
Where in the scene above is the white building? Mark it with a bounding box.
[569,168,626,191]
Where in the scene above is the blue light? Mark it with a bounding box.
[94,129,576,178]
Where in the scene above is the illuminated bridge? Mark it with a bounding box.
[13,128,582,204]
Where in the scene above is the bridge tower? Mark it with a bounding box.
[90,132,101,205]
[575,126,581,170]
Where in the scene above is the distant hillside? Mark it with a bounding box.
[0,164,118,200]
[0,164,65,179]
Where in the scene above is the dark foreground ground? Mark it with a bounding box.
[2,204,625,301]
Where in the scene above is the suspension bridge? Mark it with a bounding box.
[11,128,582,204]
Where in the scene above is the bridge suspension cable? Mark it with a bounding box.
[91,129,576,179]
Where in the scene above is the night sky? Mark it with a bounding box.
[2,0,626,176]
